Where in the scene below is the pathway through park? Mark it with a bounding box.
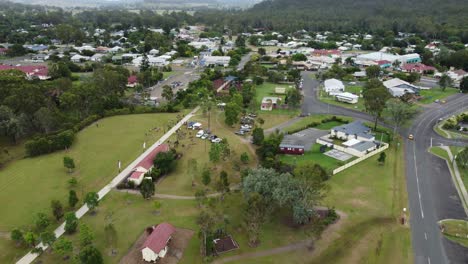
[15,107,200,264]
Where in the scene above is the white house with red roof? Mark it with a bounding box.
[0,65,50,80]
[128,144,170,186]
[141,223,176,262]
[127,75,138,88]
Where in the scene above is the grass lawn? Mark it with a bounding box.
[439,219,468,248]
[34,191,201,263]
[284,114,353,133]
[257,113,295,130]
[451,147,468,191]
[0,137,26,167]
[163,71,178,79]
[280,144,347,171]
[419,87,459,104]
[255,82,300,115]
[0,113,181,262]
[156,110,256,196]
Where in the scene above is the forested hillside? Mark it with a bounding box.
[196,0,468,41]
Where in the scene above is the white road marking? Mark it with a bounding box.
[428,257,431,264]
[425,232,427,240]
[413,143,425,219]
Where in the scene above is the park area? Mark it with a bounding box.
[0,112,182,263]
[319,85,366,112]
[255,82,300,115]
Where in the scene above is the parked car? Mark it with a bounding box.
[201,133,210,139]
[241,124,252,129]
[196,130,204,138]
[235,130,245,135]
[408,134,414,140]
[212,138,222,143]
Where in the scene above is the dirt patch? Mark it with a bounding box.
[348,198,369,208]
[119,227,194,264]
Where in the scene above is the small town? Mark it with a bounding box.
[0,0,467,264]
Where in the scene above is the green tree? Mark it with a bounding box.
[10,228,24,245]
[224,101,241,126]
[24,231,37,247]
[40,231,56,246]
[202,166,211,186]
[69,190,79,208]
[384,98,416,136]
[162,85,174,101]
[365,65,381,79]
[79,245,103,264]
[51,199,64,221]
[140,178,155,199]
[84,192,99,212]
[363,79,391,130]
[53,237,73,259]
[258,48,266,55]
[64,212,78,234]
[243,193,268,246]
[79,223,95,247]
[49,62,71,79]
[439,74,453,91]
[153,149,177,175]
[219,170,230,193]
[286,88,302,109]
[291,53,307,61]
[209,142,222,163]
[63,156,75,173]
[460,77,468,93]
[34,212,50,232]
[240,152,250,164]
[378,152,386,164]
[252,127,264,145]
[455,147,468,169]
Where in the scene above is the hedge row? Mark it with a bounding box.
[25,130,75,157]
[287,116,350,134]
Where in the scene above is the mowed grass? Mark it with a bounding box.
[284,114,353,133]
[156,110,256,196]
[255,82,300,115]
[280,144,346,171]
[34,191,201,263]
[419,87,459,104]
[257,113,295,130]
[450,147,468,191]
[0,137,26,167]
[0,113,179,232]
[439,219,468,248]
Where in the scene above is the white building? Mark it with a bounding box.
[331,121,375,141]
[324,79,345,94]
[201,56,231,67]
[383,78,419,97]
[141,223,175,262]
[70,54,90,63]
[335,92,359,104]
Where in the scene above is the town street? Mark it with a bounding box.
[301,72,468,264]
[15,106,200,264]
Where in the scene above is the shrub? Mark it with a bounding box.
[25,130,75,157]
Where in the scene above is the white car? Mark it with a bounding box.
[241,124,252,129]
[211,138,222,143]
[196,130,204,138]
[201,133,210,139]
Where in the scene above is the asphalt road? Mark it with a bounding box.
[403,94,468,264]
[301,72,468,264]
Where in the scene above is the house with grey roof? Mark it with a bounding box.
[330,121,375,141]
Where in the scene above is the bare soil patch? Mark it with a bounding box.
[119,227,194,264]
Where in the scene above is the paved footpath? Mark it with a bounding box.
[16,106,200,264]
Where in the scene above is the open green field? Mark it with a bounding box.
[257,113,295,130]
[156,110,256,196]
[163,71,179,79]
[451,147,468,191]
[439,219,468,248]
[256,82,300,115]
[419,87,459,104]
[0,137,26,167]
[319,85,366,112]
[0,113,181,262]
[284,114,353,133]
[280,144,347,171]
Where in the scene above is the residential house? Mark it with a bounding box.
[127,75,138,88]
[401,63,436,74]
[201,56,231,67]
[376,60,392,69]
[149,49,159,56]
[141,223,175,262]
[0,48,8,55]
[324,79,345,94]
[279,136,305,155]
[383,78,419,97]
[128,144,170,186]
[90,53,105,62]
[445,69,468,86]
[0,65,50,80]
[260,97,281,111]
[330,121,375,141]
[70,54,90,63]
[312,49,341,57]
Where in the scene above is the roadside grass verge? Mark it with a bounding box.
[256,113,295,130]
[419,87,459,104]
[284,114,353,134]
[439,219,468,248]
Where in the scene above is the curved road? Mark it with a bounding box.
[301,72,468,264]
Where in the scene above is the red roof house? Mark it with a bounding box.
[402,63,436,73]
[0,64,50,80]
[312,49,341,57]
[128,144,170,186]
[127,75,138,87]
[141,223,176,262]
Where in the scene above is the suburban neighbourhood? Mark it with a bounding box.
[0,0,467,264]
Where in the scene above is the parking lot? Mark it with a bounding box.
[149,68,200,101]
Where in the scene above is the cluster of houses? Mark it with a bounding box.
[0,64,49,80]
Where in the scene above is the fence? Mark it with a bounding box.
[332,143,389,175]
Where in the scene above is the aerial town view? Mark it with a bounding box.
[0,0,467,263]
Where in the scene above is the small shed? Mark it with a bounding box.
[275,87,286,94]
[213,236,239,254]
